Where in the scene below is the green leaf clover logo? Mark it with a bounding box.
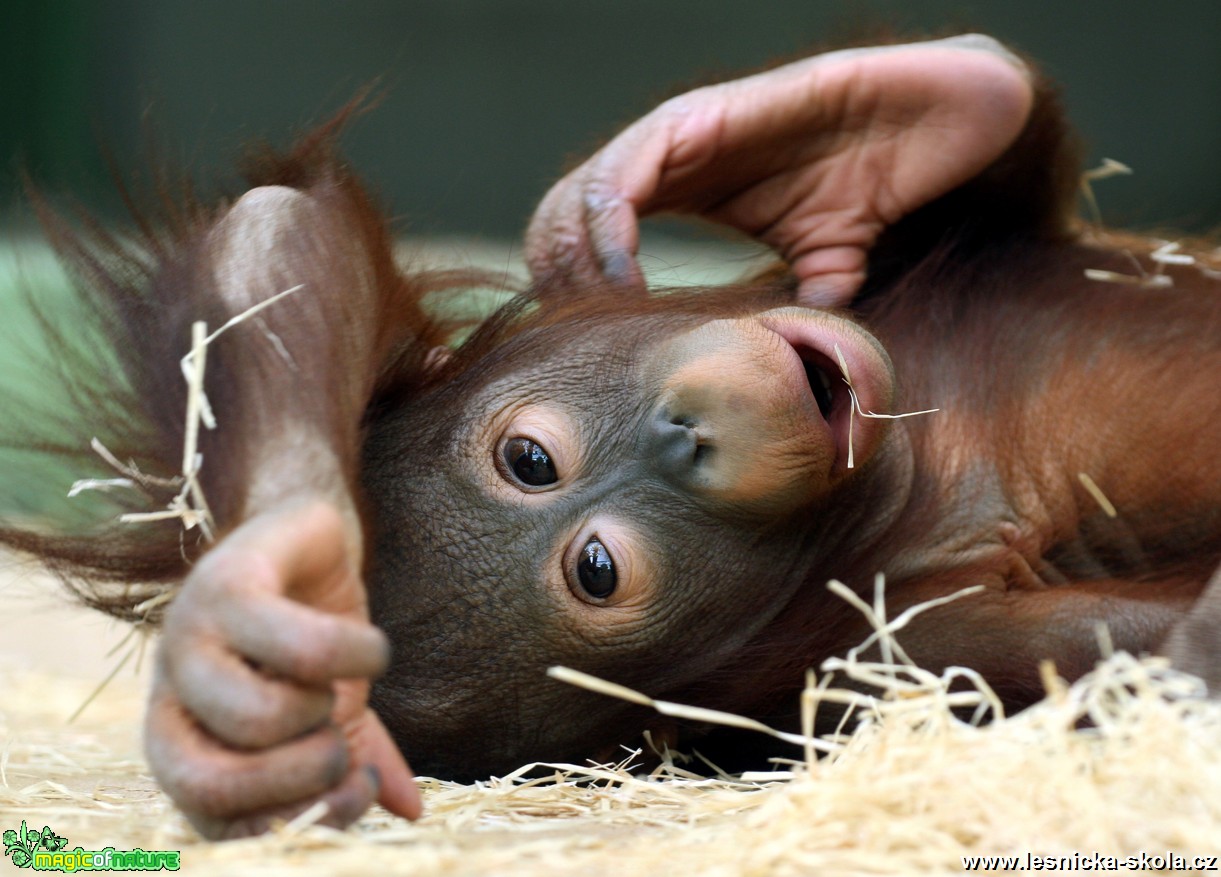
[3,820,68,869]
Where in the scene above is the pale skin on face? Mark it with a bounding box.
[475,405,657,615]
[463,316,844,633]
[653,324,834,507]
[644,308,897,498]
[474,307,901,637]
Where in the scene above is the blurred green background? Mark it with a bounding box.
[4,0,1221,237]
[2,0,1220,523]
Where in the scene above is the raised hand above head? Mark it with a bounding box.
[525,35,1033,305]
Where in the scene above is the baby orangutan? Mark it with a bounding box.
[2,36,1218,839]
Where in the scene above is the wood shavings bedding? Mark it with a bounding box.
[3,635,1217,876]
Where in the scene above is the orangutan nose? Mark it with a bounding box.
[648,407,712,484]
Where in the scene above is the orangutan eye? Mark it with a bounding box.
[504,437,558,486]
[576,538,616,600]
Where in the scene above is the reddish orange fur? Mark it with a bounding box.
[0,67,1217,781]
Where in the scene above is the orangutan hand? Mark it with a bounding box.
[526,34,1033,306]
[144,500,421,839]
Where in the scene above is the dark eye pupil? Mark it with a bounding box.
[505,437,557,486]
[577,539,616,599]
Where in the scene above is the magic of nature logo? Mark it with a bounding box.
[3,821,180,871]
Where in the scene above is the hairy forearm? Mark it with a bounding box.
[205,184,388,462]
[194,172,417,550]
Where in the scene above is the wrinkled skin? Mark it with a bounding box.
[363,301,901,778]
[148,501,420,838]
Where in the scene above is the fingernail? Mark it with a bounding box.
[599,249,638,284]
[939,33,1028,72]
[364,764,382,794]
[583,190,616,215]
[328,738,350,785]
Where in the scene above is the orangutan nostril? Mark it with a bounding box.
[803,360,834,418]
